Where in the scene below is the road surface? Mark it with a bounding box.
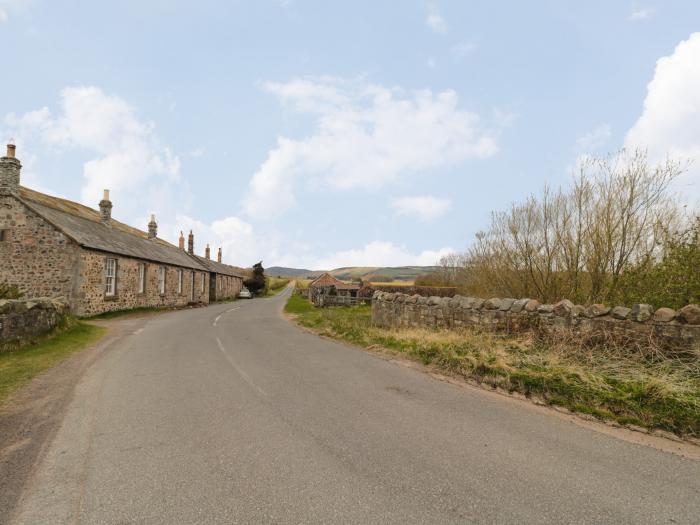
[9,289,700,524]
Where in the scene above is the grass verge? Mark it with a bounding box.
[265,277,291,297]
[0,321,106,407]
[284,293,700,438]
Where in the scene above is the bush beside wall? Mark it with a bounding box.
[359,285,456,299]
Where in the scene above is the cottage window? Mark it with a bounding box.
[159,267,166,295]
[0,229,8,242]
[138,263,146,294]
[201,273,205,293]
[105,258,117,297]
[177,269,183,294]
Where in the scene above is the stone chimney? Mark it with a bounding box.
[0,142,21,197]
[99,189,112,225]
[188,230,194,255]
[217,247,222,263]
[148,214,158,239]
[178,231,185,250]
[205,244,211,260]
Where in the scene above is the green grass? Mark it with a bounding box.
[0,321,106,408]
[284,294,700,438]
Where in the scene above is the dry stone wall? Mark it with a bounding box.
[0,298,68,350]
[371,292,700,356]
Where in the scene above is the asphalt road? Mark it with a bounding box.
[10,289,700,524]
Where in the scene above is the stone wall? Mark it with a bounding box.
[0,298,68,350]
[371,292,700,356]
[75,249,210,317]
[0,195,82,304]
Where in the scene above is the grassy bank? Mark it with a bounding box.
[0,321,106,407]
[265,277,291,296]
[285,294,700,438]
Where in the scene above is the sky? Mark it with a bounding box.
[1,1,699,269]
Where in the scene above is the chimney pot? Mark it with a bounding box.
[148,214,158,239]
[99,189,113,225]
[205,244,211,260]
[187,230,194,255]
[0,142,21,197]
[178,231,185,250]
[217,247,222,263]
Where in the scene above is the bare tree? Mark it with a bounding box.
[451,149,687,303]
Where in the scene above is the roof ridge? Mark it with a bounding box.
[19,186,181,251]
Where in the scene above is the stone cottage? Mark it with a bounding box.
[0,144,240,316]
[181,233,244,301]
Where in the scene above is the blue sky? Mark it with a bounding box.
[1,1,699,269]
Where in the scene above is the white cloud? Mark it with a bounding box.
[625,33,700,199]
[174,214,261,266]
[312,241,453,269]
[576,123,611,152]
[4,86,184,223]
[629,7,654,20]
[426,12,447,33]
[391,195,451,221]
[245,77,498,219]
[0,0,31,22]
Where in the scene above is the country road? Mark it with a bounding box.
[8,289,700,524]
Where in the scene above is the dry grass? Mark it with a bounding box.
[285,294,700,437]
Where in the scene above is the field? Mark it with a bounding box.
[265,277,291,296]
[284,294,700,438]
[267,265,437,282]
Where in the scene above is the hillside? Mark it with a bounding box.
[266,267,314,278]
[266,266,438,282]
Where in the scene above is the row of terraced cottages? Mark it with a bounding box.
[0,144,244,316]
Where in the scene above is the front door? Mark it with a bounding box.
[191,271,195,302]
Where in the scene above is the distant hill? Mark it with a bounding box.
[266,267,315,278]
[266,265,439,282]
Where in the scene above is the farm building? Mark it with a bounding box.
[307,273,360,304]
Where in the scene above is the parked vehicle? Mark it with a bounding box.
[239,287,253,299]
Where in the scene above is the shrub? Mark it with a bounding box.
[358,284,457,299]
[244,262,266,295]
[0,283,23,299]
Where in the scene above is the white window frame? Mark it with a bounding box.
[159,266,166,295]
[177,269,183,294]
[201,273,205,293]
[105,258,117,297]
[138,263,146,294]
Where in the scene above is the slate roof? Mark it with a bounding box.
[308,272,360,290]
[194,255,246,279]
[19,187,209,271]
